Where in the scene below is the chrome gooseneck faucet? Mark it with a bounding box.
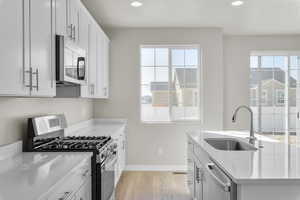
[232,105,257,142]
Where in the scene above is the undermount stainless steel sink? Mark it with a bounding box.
[204,138,257,151]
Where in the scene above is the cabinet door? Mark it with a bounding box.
[102,34,110,98]
[29,0,55,97]
[194,159,203,200]
[67,0,79,42]
[76,180,92,200]
[187,148,195,198]
[87,22,97,97]
[78,5,89,51]
[55,0,67,36]
[95,29,110,99]
[0,0,29,96]
[95,28,105,98]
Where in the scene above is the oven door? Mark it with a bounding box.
[101,155,117,200]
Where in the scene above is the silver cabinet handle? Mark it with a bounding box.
[68,24,73,39]
[32,68,39,91]
[25,67,33,91]
[195,166,202,183]
[206,163,231,192]
[72,25,76,41]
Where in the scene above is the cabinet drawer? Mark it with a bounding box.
[44,158,91,200]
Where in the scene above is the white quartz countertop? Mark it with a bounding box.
[188,130,300,184]
[0,152,92,200]
[65,118,127,138]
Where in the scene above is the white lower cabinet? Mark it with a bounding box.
[113,128,126,185]
[188,138,236,200]
[43,158,92,200]
[74,179,92,200]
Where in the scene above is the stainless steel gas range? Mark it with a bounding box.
[24,114,117,200]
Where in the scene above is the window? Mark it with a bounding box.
[249,52,300,144]
[140,45,200,122]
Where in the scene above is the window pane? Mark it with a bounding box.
[261,56,274,68]
[141,48,154,66]
[156,67,168,82]
[185,49,198,66]
[155,48,168,66]
[183,85,199,120]
[290,56,300,69]
[274,56,287,71]
[250,56,258,68]
[141,83,170,122]
[172,49,184,66]
[141,67,155,84]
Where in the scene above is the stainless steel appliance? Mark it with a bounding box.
[56,35,86,85]
[203,161,236,200]
[24,114,117,200]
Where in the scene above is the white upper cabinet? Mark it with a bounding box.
[55,0,67,36]
[95,28,110,98]
[0,0,55,97]
[66,0,80,42]
[0,0,28,96]
[0,0,109,98]
[78,5,89,51]
[28,0,55,97]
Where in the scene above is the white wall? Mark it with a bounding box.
[94,28,224,167]
[224,35,300,130]
[0,98,93,145]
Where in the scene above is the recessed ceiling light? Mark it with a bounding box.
[231,1,244,6]
[131,1,143,7]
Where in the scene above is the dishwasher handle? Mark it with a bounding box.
[206,163,231,192]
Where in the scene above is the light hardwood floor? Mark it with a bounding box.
[115,171,192,200]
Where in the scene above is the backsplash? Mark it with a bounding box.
[0,98,93,145]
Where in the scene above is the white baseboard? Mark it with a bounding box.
[125,165,187,172]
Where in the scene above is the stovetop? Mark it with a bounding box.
[34,136,112,151]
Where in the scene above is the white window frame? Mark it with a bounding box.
[250,51,300,143]
[139,45,203,124]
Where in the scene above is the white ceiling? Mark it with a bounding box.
[82,0,300,35]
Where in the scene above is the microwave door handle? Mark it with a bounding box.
[206,163,231,192]
[77,57,85,80]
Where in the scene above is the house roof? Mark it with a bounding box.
[150,68,198,91]
[250,68,297,88]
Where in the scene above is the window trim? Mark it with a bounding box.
[139,44,203,124]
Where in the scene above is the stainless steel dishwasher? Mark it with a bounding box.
[202,161,237,200]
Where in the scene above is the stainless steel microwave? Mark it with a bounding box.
[55,35,86,85]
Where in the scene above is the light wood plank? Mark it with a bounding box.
[115,171,192,200]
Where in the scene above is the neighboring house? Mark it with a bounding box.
[250,68,297,107]
[150,68,198,107]
[150,82,169,106]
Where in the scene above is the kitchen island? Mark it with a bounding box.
[187,130,300,200]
